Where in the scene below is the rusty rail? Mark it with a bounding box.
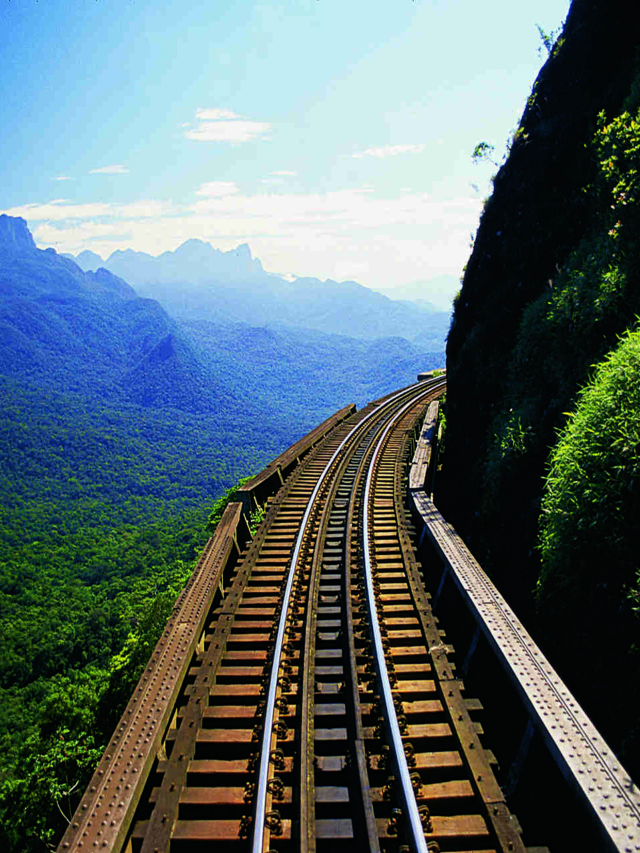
[59,372,610,852]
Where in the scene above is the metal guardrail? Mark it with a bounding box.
[57,501,247,852]
[408,415,640,853]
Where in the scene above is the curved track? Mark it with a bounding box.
[59,376,535,852]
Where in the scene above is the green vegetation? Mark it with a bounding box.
[0,380,263,852]
[0,510,206,852]
[471,140,497,166]
[536,24,563,58]
[538,327,640,615]
[449,49,640,774]
[482,87,640,527]
[537,328,640,763]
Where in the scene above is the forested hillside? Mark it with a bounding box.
[0,215,445,850]
[441,0,640,779]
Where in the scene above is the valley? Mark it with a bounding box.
[0,214,447,851]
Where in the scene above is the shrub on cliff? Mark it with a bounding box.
[538,326,640,613]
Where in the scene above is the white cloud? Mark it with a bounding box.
[4,184,481,287]
[4,200,113,221]
[184,108,271,143]
[89,164,129,175]
[195,108,240,121]
[195,181,240,197]
[34,221,125,246]
[352,144,426,159]
[3,199,172,222]
[53,175,72,181]
[115,200,174,219]
[262,171,296,185]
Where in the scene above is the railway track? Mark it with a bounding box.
[58,374,640,852]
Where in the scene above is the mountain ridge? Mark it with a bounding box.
[1,216,445,420]
[67,237,450,343]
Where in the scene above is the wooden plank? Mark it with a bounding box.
[371,779,474,802]
[179,786,292,805]
[56,502,245,853]
[409,399,439,491]
[132,819,293,842]
[197,728,295,744]
[363,723,450,739]
[316,819,353,839]
[185,756,294,774]
[414,750,463,770]
[377,813,488,838]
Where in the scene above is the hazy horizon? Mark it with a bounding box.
[1,0,570,305]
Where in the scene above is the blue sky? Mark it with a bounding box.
[1,0,571,305]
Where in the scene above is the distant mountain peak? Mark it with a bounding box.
[88,267,137,299]
[0,215,37,252]
[109,248,146,259]
[171,239,220,260]
[75,249,104,271]
[178,238,210,249]
[101,238,265,287]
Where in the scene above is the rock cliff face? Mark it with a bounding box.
[0,215,37,252]
[442,0,640,579]
[440,0,640,778]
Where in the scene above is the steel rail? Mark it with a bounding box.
[251,378,441,852]
[343,438,383,851]
[361,387,443,853]
[298,420,375,851]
